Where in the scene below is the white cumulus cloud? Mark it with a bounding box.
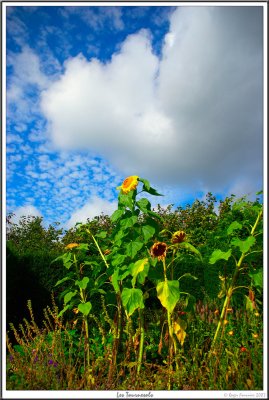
[10,205,42,225]
[40,6,263,196]
[66,196,117,229]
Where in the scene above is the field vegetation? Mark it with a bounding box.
[6,177,263,391]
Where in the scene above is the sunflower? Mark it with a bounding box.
[117,176,139,194]
[150,242,168,261]
[65,243,79,250]
[171,230,186,244]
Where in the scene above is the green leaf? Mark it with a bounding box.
[50,254,65,265]
[142,224,155,242]
[64,291,77,305]
[121,288,144,317]
[136,198,151,213]
[111,253,126,267]
[120,215,138,229]
[78,302,92,316]
[129,258,149,287]
[113,229,128,246]
[209,249,232,264]
[52,252,73,269]
[179,242,202,260]
[58,305,71,318]
[156,280,180,313]
[249,269,263,288]
[111,209,125,222]
[227,221,243,235]
[139,178,151,191]
[75,277,89,290]
[231,236,256,253]
[111,268,120,293]
[77,243,89,251]
[95,231,107,239]
[55,276,73,287]
[118,192,134,210]
[125,241,143,259]
[139,178,163,196]
[146,188,163,196]
[62,253,73,270]
[110,266,130,293]
[245,295,255,313]
[178,273,198,281]
[119,270,130,281]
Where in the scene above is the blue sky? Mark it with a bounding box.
[4,3,264,229]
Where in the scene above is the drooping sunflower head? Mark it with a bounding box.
[150,242,168,261]
[171,230,186,244]
[117,175,139,194]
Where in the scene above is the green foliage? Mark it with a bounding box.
[156,280,180,313]
[6,178,263,391]
[121,288,144,317]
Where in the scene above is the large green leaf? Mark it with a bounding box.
[120,215,138,229]
[64,291,77,305]
[113,229,128,246]
[118,192,134,210]
[95,231,107,239]
[139,177,150,191]
[227,221,242,235]
[139,178,163,196]
[111,268,120,293]
[249,268,263,288]
[179,242,202,260]
[121,288,144,317]
[130,258,149,287]
[111,253,126,267]
[136,198,151,213]
[111,209,125,222]
[125,241,143,259]
[209,249,232,264]
[78,302,92,316]
[156,280,180,313]
[75,277,89,290]
[58,305,71,318]
[52,252,73,269]
[55,276,73,287]
[142,224,155,242]
[77,243,89,251]
[62,253,73,270]
[231,236,256,253]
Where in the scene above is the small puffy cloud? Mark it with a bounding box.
[41,6,263,197]
[10,205,42,225]
[65,196,117,229]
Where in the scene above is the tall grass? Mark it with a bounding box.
[6,296,263,390]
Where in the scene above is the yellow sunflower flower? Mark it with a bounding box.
[65,243,79,250]
[117,176,139,194]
